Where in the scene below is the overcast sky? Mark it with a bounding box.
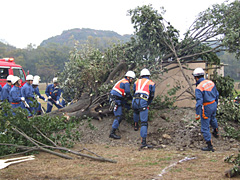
[0,0,231,49]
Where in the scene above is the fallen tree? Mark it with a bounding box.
[55,1,240,120]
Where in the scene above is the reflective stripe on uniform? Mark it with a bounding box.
[112,79,128,96]
[135,78,150,95]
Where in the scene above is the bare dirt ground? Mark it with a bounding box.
[1,108,240,180]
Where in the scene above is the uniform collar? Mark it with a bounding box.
[196,77,205,86]
[141,76,150,80]
[124,77,130,82]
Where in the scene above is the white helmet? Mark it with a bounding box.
[125,71,136,79]
[34,75,41,81]
[53,77,58,83]
[140,68,151,76]
[193,68,205,77]
[11,76,20,85]
[26,75,34,81]
[32,79,39,85]
[7,75,14,82]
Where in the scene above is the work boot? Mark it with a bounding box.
[109,128,121,139]
[212,128,219,138]
[134,122,139,131]
[141,137,153,148]
[201,141,214,152]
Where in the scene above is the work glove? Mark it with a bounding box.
[48,96,52,99]
[44,98,47,102]
[56,100,60,105]
[195,114,200,120]
[21,97,25,101]
[36,95,39,99]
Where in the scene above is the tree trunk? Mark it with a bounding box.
[48,62,128,120]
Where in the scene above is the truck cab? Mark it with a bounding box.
[0,57,26,87]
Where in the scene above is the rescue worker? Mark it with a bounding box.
[193,67,219,152]
[21,75,35,117]
[109,71,136,139]
[45,77,62,113]
[132,68,155,148]
[9,76,25,111]
[32,78,47,115]
[1,75,13,101]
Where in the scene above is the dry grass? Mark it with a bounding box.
[0,144,236,180]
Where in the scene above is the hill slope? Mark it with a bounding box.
[40,28,132,48]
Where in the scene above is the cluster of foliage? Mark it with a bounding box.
[214,72,240,140]
[216,97,240,141]
[224,152,240,177]
[58,43,127,101]
[0,102,81,156]
[212,72,235,98]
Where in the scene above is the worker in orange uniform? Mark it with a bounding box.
[193,67,219,152]
[109,71,136,139]
[132,68,155,148]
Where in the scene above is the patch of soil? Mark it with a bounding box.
[77,107,240,152]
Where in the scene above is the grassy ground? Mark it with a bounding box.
[0,144,236,180]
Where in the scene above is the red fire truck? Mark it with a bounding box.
[0,57,27,87]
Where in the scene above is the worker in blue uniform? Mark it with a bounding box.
[32,78,47,115]
[1,75,13,101]
[45,77,62,113]
[132,68,155,148]
[21,75,35,117]
[193,67,219,152]
[109,71,136,139]
[9,76,25,113]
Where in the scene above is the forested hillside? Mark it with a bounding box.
[40,28,132,50]
[0,28,132,82]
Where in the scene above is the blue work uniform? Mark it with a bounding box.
[9,85,24,111]
[132,76,155,138]
[21,82,35,116]
[45,84,62,113]
[195,77,219,142]
[1,83,11,101]
[110,78,132,129]
[0,85,2,99]
[33,86,45,114]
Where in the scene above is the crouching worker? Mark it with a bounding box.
[45,77,62,113]
[9,76,25,114]
[132,68,155,148]
[32,78,47,115]
[109,71,136,139]
[193,67,219,152]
